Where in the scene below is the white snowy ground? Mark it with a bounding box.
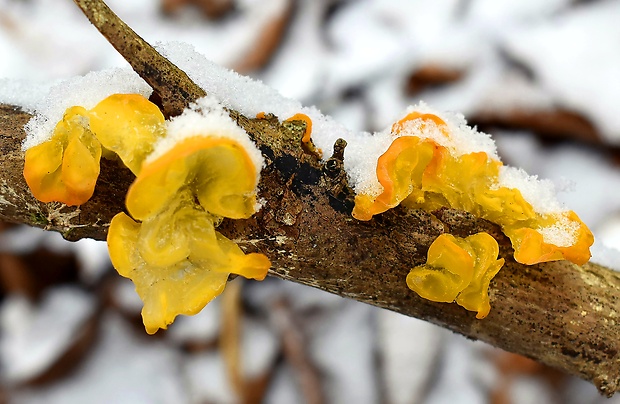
[1,0,620,403]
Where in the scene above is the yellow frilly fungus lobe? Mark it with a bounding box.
[407,233,504,319]
[24,106,101,206]
[88,93,165,174]
[352,112,593,267]
[23,94,165,206]
[108,136,271,334]
[108,191,269,335]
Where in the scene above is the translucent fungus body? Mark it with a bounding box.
[89,93,165,174]
[109,135,271,333]
[406,233,504,319]
[353,111,593,267]
[23,94,165,205]
[24,106,101,206]
[108,191,269,334]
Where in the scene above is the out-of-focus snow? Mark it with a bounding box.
[11,312,187,404]
[167,297,221,345]
[502,0,620,142]
[309,301,379,404]
[378,310,445,404]
[424,335,497,404]
[0,287,96,384]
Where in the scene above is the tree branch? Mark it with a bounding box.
[72,0,206,117]
[0,0,619,396]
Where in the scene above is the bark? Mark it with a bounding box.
[0,0,619,396]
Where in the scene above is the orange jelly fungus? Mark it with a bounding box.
[23,94,165,206]
[353,112,593,267]
[407,233,504,319]
[285,113,322,158]
[108,136,270,334]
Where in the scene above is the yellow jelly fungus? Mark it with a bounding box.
[108,191,270,334]
[353,136,435,221]
[110,135,271,334]
[89,93,165,174]
[126,136,260,221]
[24,94,165,206]
[24,106,102,206]
[353,111,593,266]
[406,232,504,319]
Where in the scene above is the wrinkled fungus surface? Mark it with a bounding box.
[23,106,101,206]
[108,191,269,334]
[353,112,593,267]
[109,134,270,334]
[23,94,165,205]
[407,233,505,319]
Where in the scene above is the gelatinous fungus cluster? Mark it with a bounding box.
[24,94,271,334]
[24,94,164,206]
[23,94,594,327]
[353,111,594,317]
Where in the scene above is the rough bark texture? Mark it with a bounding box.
[1,0,619,396]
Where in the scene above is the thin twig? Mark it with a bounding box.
[72,0,206,117]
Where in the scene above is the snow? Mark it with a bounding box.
[497,166,565,214]
[181,316,279,403]
[156,41,577,227]
[167,297,221,345]
[0,287,96,384]
[502,0,620,142]
[2,0,620,402]
[184,352,237,403]
[12,312,187,404]
[537,213,580,247]
[378,311,445,404]
[589,239,620,272]
[156,40,356,161]
[309,301,379,404]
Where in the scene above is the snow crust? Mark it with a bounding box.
[21,68,152,151]
[156,41,356,156]
[502,0,620,142]
[10,35,580,251]
[157,41,570,222]
[497,166,565,214]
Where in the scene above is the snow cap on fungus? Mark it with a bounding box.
[126,97,264,220]
[108,96,270,334]
[352,105,593,267]
[407,233,504,319]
